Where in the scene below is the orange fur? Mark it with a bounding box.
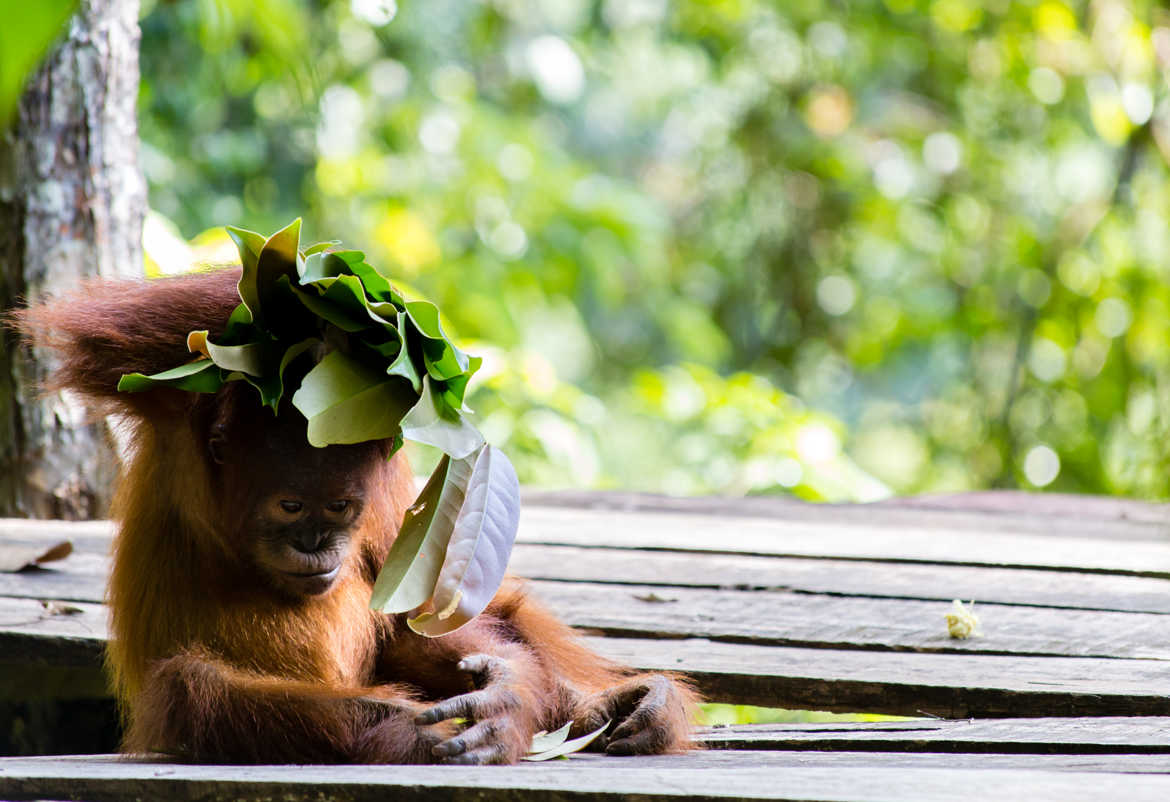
[13,269,699,764]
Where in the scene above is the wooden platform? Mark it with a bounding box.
[1,490,1169,800]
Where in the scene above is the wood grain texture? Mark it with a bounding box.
[524,489,1170,541]
[698,718,1170,752]
[511,545,1170,614]
[6,597,1169,716]
[515,507,1170,577]
[7,551,1170,660]
[6,533,1170,618]
[585,636,1170,717]
[527,581,1170,659]
[9,508,1170,573]
[0,0,145,519]
[1,753,1169,802]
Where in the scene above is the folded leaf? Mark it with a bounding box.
[400,377,484,459]
[118,359,223,394]
[349,260,402,305]
[292,281,368,332]
[241,338,320,411]
[407,445,520,637]
[438,356,482,412]
[291,350,416,446]
[369,454,470,613]
[250,217,302,327]
[522,720,610,761]
[405,300,471,380]
[226,226,266,324]
[187,330,278,376]
[528,722,573,754]
[301,239,340,258]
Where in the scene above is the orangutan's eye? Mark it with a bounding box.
[325,500,350,514]
[279,500,303,514]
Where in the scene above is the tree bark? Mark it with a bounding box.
[0,0,144,519]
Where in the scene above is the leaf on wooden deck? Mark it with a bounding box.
[39,600,84,616]
[0,541,72,572]
[527,722,572,753]
[523,720,609,761]
[946,600,982,639]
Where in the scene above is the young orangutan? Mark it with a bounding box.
[15,270,697,764]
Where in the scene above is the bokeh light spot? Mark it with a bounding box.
[817,275,857,316]
[1023,445,1061,487]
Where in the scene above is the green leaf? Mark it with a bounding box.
[406,444,519,637]
[293,286,366,332]
[437,355,482,412]
[117,359,223,394]
[301,252,339,284]
[242,338,320,411]
[522,720,610,761]
[400,376,484,459]
[368,455,459,613]
[356,324,422,392]
[188,330,278,376]
[295,272,394,333]
[253,218,303,327]
[385,324,423,390]
[218,302,256,341]
[349,260,402,305]
[0,1,77,130]
[366,300,404,326]
[301,240,340,257]
[226,227,266,324]
[405,301,471,381]
[291,350,416,446]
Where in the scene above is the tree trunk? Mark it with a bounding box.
[0,0,144,519]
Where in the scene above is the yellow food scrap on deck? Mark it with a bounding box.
[945,599,981,639]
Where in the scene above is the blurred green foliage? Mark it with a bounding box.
[137,0,1170,500]
[697,703,915,726]
[0,1,78,127]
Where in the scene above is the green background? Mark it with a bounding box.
[24,0,1170,501]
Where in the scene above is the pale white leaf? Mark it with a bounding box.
[522,720,610,761]
[528,721,573,754]
[407,445,520,637]
[400,376,484,459]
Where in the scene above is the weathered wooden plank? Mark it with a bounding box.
[1,753,1169,802]
[524,489,1170,541]
[5,595,1170,716]
[511,546,1170,615]
[6,538,1170,620]
[0,597,107,675]
[0,597,106,644]
[875,490,1170,526]
[8,558,1170,659]
[528,581,1170,659]
[0,519,113,544]
[9,569,1170,671]
[563,750,1170,771]
[698,718,1170,753]
[8,506,1170,578]
[516,508,1170,577]
[586,637,1170,717]
[0,556,109,603]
